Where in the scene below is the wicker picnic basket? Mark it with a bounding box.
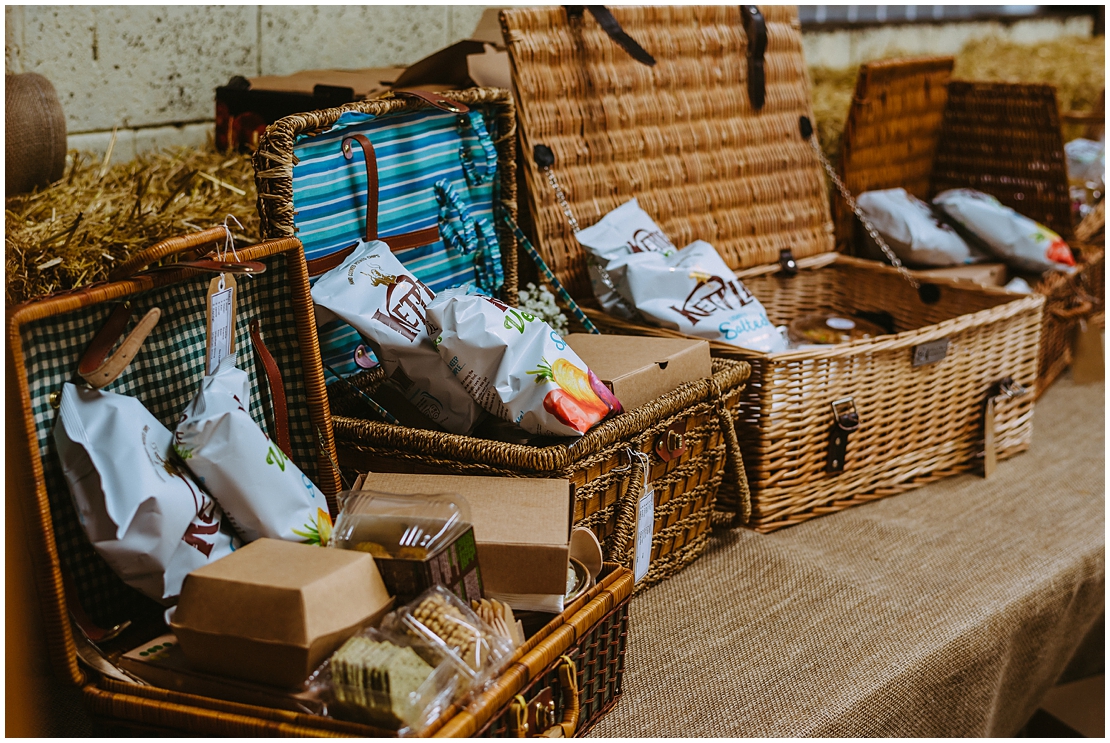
[500,5,1045,533]
[332,358,749,588]
[6,230,340,716]
[253,86,752,586]
[7,225,634,736]
[834,56,1104,396]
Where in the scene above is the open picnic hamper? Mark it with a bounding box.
[834,55,1104,397]
[499,5,1045,533]
[253,86,752,587]
[7,224,634,737]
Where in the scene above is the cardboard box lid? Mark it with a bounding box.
[362,473,571,595]
[172,539,390,647]
[566,334,712,412]
[392,8,509,90]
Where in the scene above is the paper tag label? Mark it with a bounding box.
[633,486,654,583]
[206,275,236,374]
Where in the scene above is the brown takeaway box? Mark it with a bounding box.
[169,539,392,688]
[362,473,572,597]
[566,334,713,413]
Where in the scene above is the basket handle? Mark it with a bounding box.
[108,226,265,280]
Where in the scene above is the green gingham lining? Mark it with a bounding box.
[22,251,321,628]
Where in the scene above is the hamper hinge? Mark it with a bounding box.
[779,248,798,276]
[826,397,860,475]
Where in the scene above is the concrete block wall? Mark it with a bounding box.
[4,6,1093,162]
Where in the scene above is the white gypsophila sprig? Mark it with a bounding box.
[518,282,569,336]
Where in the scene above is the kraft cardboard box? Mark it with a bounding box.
[915,263,1008,287]
[359,473,572,598]
[168,539,392,688]
[565,335,713,412]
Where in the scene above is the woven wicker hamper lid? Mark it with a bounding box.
[500,5,835,298]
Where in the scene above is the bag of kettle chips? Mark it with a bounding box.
[619,241,785,353]
[856,188,974,267]
[174,354,331,545]
[425,289,623,437]
[575,198,678,319]
[933,189,1076,274]
[310,240,485,435]
[54,383,238,603]
[577,200,785,352]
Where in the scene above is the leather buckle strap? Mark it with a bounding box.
[77,303,161,389]
[741,5,767,111]
[392,89,470,113]
[304,226,442,277]
[342,134,379,243]
[565,5,656,66]
[826,397,860,475]
[250,319,292,458]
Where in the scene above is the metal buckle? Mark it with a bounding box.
[830,397,860,431]
[996,376,1028,400]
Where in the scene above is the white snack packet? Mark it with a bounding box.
[311,240,485,435]
[933,189,1076,274]
[425,289,623,437]
[576,199,785,352]
[575,198,677,318]
[54,383,238,603]
[856,188,973,267]
[174,354,332,545]
[619,241,785,352]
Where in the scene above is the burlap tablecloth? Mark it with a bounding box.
[590,376,1104,738]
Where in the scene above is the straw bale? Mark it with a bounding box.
[6,143,257,305]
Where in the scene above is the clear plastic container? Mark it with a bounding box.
[382,585,514,692]
[315,626,459,736]
[787,314,888,347]
[329,490,471,560]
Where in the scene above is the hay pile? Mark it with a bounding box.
[6,143,258,305]
[809,33,1106,163]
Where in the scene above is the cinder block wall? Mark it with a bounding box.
[4,6,1093,161]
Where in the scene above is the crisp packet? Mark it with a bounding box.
[54,383,238,602]
[856,188,974,267]
[425,289,623,437]
[933,189,1076,274]
[174,354,331,545]
[310,240,485,435]
[576,199,785,352]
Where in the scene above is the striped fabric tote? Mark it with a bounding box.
[255,90,517,382]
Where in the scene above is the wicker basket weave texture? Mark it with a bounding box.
[834,57,1097,397]
[834,56,955,253]
[582,255,1044,533]
[332,359,750,588]
[500,5,835,298]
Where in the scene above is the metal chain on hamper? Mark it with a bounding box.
[799,116,922,291]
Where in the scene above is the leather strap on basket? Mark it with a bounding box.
[77,303,161,389]
[565,6,656,66]
[342,134,379,243]
[740,6,767,111]
[393,89,470,113]
[249,319,292,458]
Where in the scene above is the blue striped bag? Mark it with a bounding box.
[254,89,518,387]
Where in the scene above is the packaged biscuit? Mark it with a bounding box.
[311,240,485,435]
[856,188,974,267]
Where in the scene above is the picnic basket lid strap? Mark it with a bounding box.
[341,134,380,242]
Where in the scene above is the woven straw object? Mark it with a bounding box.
[332,359,751,587]
[502,10,1043,533]
[500,5,834,297]
[835,57,1103,396]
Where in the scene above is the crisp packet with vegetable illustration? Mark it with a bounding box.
[311,240,485,435]
[174,354,330,545]
[425,288,622,437]
[54,383,238,602]
[933,189,1076,274]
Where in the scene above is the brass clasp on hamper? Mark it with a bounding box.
[827,397,861,475]
[507,655,580,737]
